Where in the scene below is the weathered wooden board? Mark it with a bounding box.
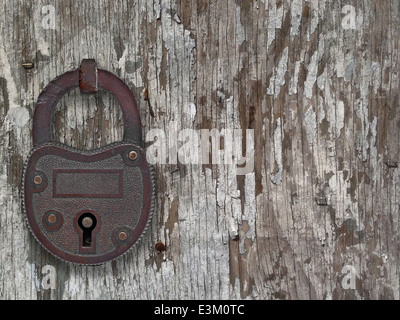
[0,0,399,300]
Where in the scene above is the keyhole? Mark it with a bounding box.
[78,213,97,247]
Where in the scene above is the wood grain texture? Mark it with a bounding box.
[0,0,399,300]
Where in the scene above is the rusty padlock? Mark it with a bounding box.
[22,59,154,265]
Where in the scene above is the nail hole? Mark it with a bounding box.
[155,241,166,252]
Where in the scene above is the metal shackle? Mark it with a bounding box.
[32,59,142,147]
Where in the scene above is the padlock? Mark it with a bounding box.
[22,59,155,265]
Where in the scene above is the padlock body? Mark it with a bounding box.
[22,142,153,265]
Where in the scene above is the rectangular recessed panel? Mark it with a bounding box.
[53,169,123,198]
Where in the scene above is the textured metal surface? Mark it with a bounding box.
[23,59,154,265]
[23,142,154,265]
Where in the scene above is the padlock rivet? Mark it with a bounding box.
[118,231,128,241]
[33,175,43,185]
[47,213,57,224]
[128,150,138,160]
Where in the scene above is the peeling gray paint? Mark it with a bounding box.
[236,6,245,46]
[266,2,283,49]
[304,50,319,99]
[6,107,30,128]
[289,60,301,95]
[267,47,288,98]
[290,0,302,40]
[304,106,317,144]
[344,52,356,82]
[271,118,283,186]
